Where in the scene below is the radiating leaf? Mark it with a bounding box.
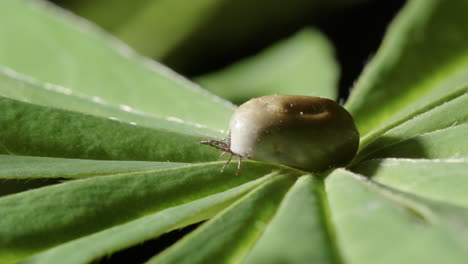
[0,162,282,263]
[353,158,468,207]
[196,29,339,104]
[0,96,218,161]
[242,175,338,264]
[0,155,188,179]
[0,67,223,138]
[148,173,296,264]
[21,175,273,264]
[1,0,467,263]
[354,88,468,162]
[0,0,234,129]
[345,0,468,135]
[367,124,468,160]
[326,169,468,264]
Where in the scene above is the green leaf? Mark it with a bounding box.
[98,0,224,59]
[148,173,296,264]
[0,96,218,162]
[21,175,271,264]
[0,0,233,129]
[366,124,468,160]
[242,175,338,264]
[345,0,468,135]
[0,68,223,138]
[62,0,150,32]
[326,169,468,264]
[0,162,281,263]
[66,0,364,72]
[0,155,188,179]
[195,29,339,104]
[1,0,467,262]
[354,88,468,163]
[353,158,468,207]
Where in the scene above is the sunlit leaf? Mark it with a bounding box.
[0,68,223,138]
[0,0,233,129]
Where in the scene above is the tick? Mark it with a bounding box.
[200,95,359,173]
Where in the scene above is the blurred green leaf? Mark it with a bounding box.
[64,0,366,72]
[326,169,468,264]
[98,0,223,59]
[0,162,281,263]
[64,0,155,32]
[345,0,468,135]
[196,29,339,104]
[0,0,234,129]
[353,159,468,207]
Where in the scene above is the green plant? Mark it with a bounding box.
[0,0,467,263]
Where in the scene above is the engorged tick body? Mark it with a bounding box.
[200,95,359,173]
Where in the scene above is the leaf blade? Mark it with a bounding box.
[354,89,468,163]
[353,158,468,207]
[366,124,468,160]
[21,176,271,264]
[0,155,188,180]
[326,169,468,264]
[0,162,283,263]
[0,96,218,162]
[346,0,468,135]
[0,67,223,138]
[0,0,234,129]
[242,175,338,264]
[147,173,296,264]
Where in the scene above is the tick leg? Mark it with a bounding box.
[236,156,242,175]
[221,153,233,172]
[219,151,227,158]
[219,137,229,143]
[199,140,229,152]
[201,140,228,149]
